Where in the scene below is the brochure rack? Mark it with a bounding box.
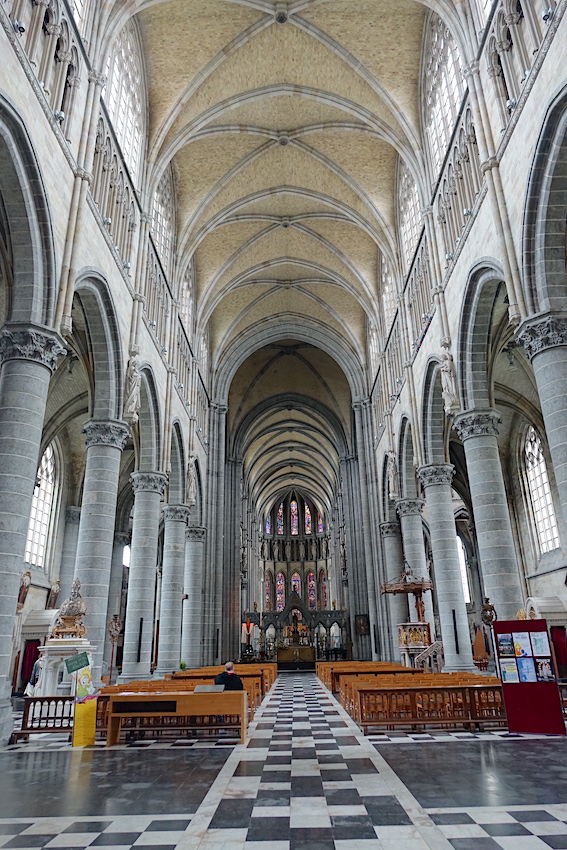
[493,618,565,735]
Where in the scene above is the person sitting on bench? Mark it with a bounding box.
[214,661,244,690]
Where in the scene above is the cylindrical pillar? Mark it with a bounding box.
[156,505,189,676]
[182,526,206,668]
[102,532,128,677]
[396,499,435,632]
[0,325,65,744]
[74,421,130,684]
[454,410,524,619]
[120,471,167,681]
[380,521,408,660]
[517,315,567,529]
[417,464,476,672]
[58,506,81,602]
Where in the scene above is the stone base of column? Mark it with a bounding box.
[0,682,14,746]
[117,669,152,683]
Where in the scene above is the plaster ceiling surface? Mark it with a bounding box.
[123,0,440,511]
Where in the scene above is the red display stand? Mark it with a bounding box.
[493,618,565,735]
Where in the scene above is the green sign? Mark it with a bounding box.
[65,652,89,674]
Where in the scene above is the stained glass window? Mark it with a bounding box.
[307,572,316,610]
[277,503,284,534]
[265,514,271,535]
[290,500,298,535]
[276,572,285,611]
[25,444,56,571]
[265,573,272,611]
[291,572,301,595]
[321,572,328,609]
[317,512,324,533]
[305,505,312,534]
[524,426,560,554]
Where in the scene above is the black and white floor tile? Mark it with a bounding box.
[2,673,567,848]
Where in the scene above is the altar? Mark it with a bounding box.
[277,646,316,665]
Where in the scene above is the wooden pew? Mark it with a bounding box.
[106,690,248,745]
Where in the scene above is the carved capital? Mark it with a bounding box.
[211,402,227,415]
[396,498,425,517]
[380,521,400,538]
[114,532,129,547]
[131,471,168,495]
[83,420,130,450]
[163,504,190,523]
[417,463,454,488]
[0,325,65,372]
[453,409,501,440]
[65,506,81,524]
[186,526,206,542]
[462,60,479,79]
[88,69,106,87]
[516,313,567,360]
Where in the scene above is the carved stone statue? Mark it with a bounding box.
[273,539,280,561]
[387,449,399,501]
[310,538,316,560]
[285,541,291,561]
[440,344,459,414]
[299,541,305,560]
[186,454,197,506]
[124,355,141,423]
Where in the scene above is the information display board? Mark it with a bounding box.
[493,618,565,735]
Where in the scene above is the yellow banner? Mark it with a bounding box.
[72,698,97,747]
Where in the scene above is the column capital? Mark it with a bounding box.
[453,409,501,440]
[65,506,81,524]
[88,69,107,87]
[380,521,400,538]
[163,504,190,523]
[83,420,130,450]
[130,471,168,495]
[114,532,130,547]
[396,498,425,517]
[211,402,228,415]
[516,312,567,360]
[417,463,454,488]
[462,60,480,79]
[0,324,66,372]
[186,526,206,541]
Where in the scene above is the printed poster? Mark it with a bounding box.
[535,658,555,681]
[496,633,514,657]
[517,656,537,682]
[500,658,519,683]
[513,632,532,657]
[530,631,551,657]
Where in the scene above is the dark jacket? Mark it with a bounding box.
[214,670,244,690]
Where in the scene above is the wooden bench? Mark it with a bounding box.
[106,690,248,745]
[347,676,505,733]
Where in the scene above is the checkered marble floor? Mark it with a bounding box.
[2,673,567,848]
[367,730,558,745]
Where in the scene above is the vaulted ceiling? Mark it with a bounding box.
[112,0,451,517]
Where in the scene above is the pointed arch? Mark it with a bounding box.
[137,367,162,471]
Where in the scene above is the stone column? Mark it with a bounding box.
[156,505,189,676]
[453,410,524,619]
[120,472,167,681]
[417,464,476,672]
[517,314,567,529]
[0,325,65,744]
[74,421,130,684]
[58,506,81,602]
[182,527,206,668]
[380,521,408,659]
[102,532,128,676]
[396,499,435,631]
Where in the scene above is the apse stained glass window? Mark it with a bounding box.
[317,513,324,533]
[276,572,285,611]
[524,426,560,554]
[265,514,271,535]
[305,505,312,534]
[307,572,316,610]
[265,573,272,611]
[290,500,298,535]
[321,572,328,609]
[277,503,284,534]
[292,572,301,595]
[25,444,56,570]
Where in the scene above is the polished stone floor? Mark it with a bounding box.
[0,673,567,848]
